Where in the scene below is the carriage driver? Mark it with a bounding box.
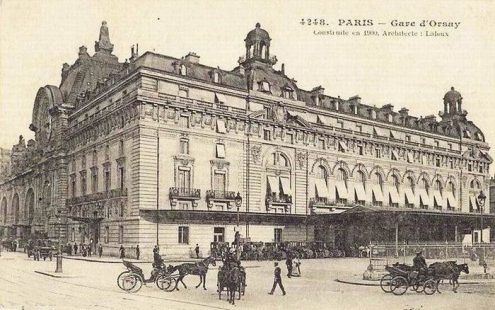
[413,250,427,277]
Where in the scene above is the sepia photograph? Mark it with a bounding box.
[0,1,494,309]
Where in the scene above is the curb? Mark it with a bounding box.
[335,278,493,287]
[34,270,80,278]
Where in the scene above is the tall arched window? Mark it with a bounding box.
[469,179,481,212]
[354,171,367,205]
[407,177,415,193]
[336,168,347,184]
[335,168,348,204]
[12,193,19,224]
[25,189,35,224]
[314,165,328,201]
[434,180,442,194]
[371,172,384,206]
[447,181,455,196]
[266,152,292,211]
[315,165,327,180]
[391,175,400,191]
[405,176,415,208]
[389,175,400,207]
[260,42,267,59]
[1,197,7,224]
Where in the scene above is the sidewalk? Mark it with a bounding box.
[61,254,201,264]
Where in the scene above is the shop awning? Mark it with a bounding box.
[388,185,400,203]
[215,93,227,103]
[469,196,478,210]
[267,176,279,194]
[335,180,348,200]
[418,188,431,206]
[314,179,329,198]
[338,141,347,152]
[353,183,367,201]
[216,119,226,133]
[446,192,457,209]
[390,130,400,139]
[280,177,291,195]
[372,184,384,202]
[433,191,444,207]
[404,188,415,204]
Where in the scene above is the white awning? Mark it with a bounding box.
[314,179,329,198]
[318,115,335,127]
[373,127,387,136]
[338,141,347,152]
[216,144,225,158]
[267,176,279,194]
[433,191,443,207]
[391,150,399,160]
[389,130,399,139]
[388,185,400,204]
[404,188,415,204]
[418,188,430,206]
[469,196,478,210]
[446,192,457,209]
[407,152,414,163]
[280,177,291,195]
[372,184,384,202]
[215,93,227,103]
[216,119,226,133]
[353,183,367,201]
[335,180,348,200]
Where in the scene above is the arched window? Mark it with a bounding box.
[391,175,400,191]
[420,178,429,194]
[447,181,455,196]
[470,179,481,189]
[1,197,7,224]
[315,165,327,180]
[434,180,443,194]
[25,189,35,224]
[356,171,366,189]
[12,193,19,224]
[372,172,383,189]
[248,45,254,58]
[260,42,267,59]
[407,177,415,193]
[279,154,289,167]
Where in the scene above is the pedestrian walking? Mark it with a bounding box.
[74,243,78,255]
[98,244,103,258]
[119,244,125,259]
[268,262,286,295]
[195,244,200,258]
[136,245,140,260]
[88,244,92,257]
[286,253,293,278]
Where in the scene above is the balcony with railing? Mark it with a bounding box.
[66,188,128,206]
[169,187,201,200]
[206,190,237,201]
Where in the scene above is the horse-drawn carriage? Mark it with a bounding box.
[217,259,246,305]
[117,260,177,293]
[380,261,470,295]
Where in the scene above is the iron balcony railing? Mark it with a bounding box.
[66,188,127,205]
[266,193,292,204]
[206,190,237,201]
[169,187,201,200]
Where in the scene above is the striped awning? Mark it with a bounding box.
[335,180,348,200]
[372,184,384,202]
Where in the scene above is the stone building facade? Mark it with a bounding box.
[0,22,492,257]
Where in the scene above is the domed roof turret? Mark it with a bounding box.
[245,23,271,44]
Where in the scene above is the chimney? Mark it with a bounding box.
[348,95,361,104]
[281,63,285,75]
[184,52,200,64]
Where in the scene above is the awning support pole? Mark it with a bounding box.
[395,221,399,258]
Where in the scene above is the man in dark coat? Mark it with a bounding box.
[285,252,293,278]
[195,244,200,258]
[136,245,140,260]
[119,245,125,259]
[98,244,103,258]
[74,243,78,255]
[268,262,286,295]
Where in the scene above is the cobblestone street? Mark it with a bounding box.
[0,252,493,310]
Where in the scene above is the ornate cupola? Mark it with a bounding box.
[443,87,463,116]
[243,23,276,66]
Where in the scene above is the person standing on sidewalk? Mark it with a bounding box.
[119,245,125,259]
[98,244,103,258]
[195,244,200,258]
[268,262,286,295]
[136,245,140,260]
[285,252,293,278]
[74,243,78,255]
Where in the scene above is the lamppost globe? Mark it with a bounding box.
[477,190,486,245]
[235,192,242,208]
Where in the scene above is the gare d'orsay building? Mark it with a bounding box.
[0,22,493,258]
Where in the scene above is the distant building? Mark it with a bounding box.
[0,22,493,257]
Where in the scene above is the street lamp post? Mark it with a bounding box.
[477,190,486,244]
[235,192,242,228]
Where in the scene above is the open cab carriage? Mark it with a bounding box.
[380,263,438,295]
[29,239,56,261]
[117,260,177,293]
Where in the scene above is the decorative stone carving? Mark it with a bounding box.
[296,151,307,169]
[251,145,261,163]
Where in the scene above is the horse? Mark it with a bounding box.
[428,261,469,293]
[172,256,216,290]
[218,266,242,305]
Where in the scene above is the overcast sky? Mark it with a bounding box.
[1,0,494,173]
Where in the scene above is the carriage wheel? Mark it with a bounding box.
[117,271,131,290]
[156,275,173,291]
[424,279,437,295]
[380,274,392,293]
[119,273,140,292]
[390,276,408,295]
[412,279,424,293]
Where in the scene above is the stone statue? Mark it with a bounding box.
[95,21,114,53]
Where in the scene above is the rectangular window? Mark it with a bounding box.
[92,172,98,193]
[104,170,111,191]
[274,228,282,243]
[468,163,472,172]
[213,227,225,243]
[375,148,381,158]
[118,225,124,244]
[263,129,271,141]
[355,125,362,132]
[178,226,189,244]
[216,144,225,158]
[71,228,75,242]
[180,139,189,154]
[214,172,226,192]
[479,165,483,173]
[405,135,411,142]
[178,168,191,189]
[337,120,344,129]
[435,140,439,147]
[450,159,454,169]
[448,143,452,150]
[436,158,441,167]
[179,116,189,128]
[421,138,426,145]
[119,140,124,156]
[357,145,363,155]
[81,176,87,195]
[287,133,294,144]
[318,138,325,150]
[71,177,76,197]
[105,226,109,243]
[119,167,125,189]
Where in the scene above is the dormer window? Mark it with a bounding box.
[371,110,377,119]
[213,71,220,83]
[179,64,187,76]
[282,86,294,99]
[335,100,340,111]
[259,80,271,92]
[388,114,393,122]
